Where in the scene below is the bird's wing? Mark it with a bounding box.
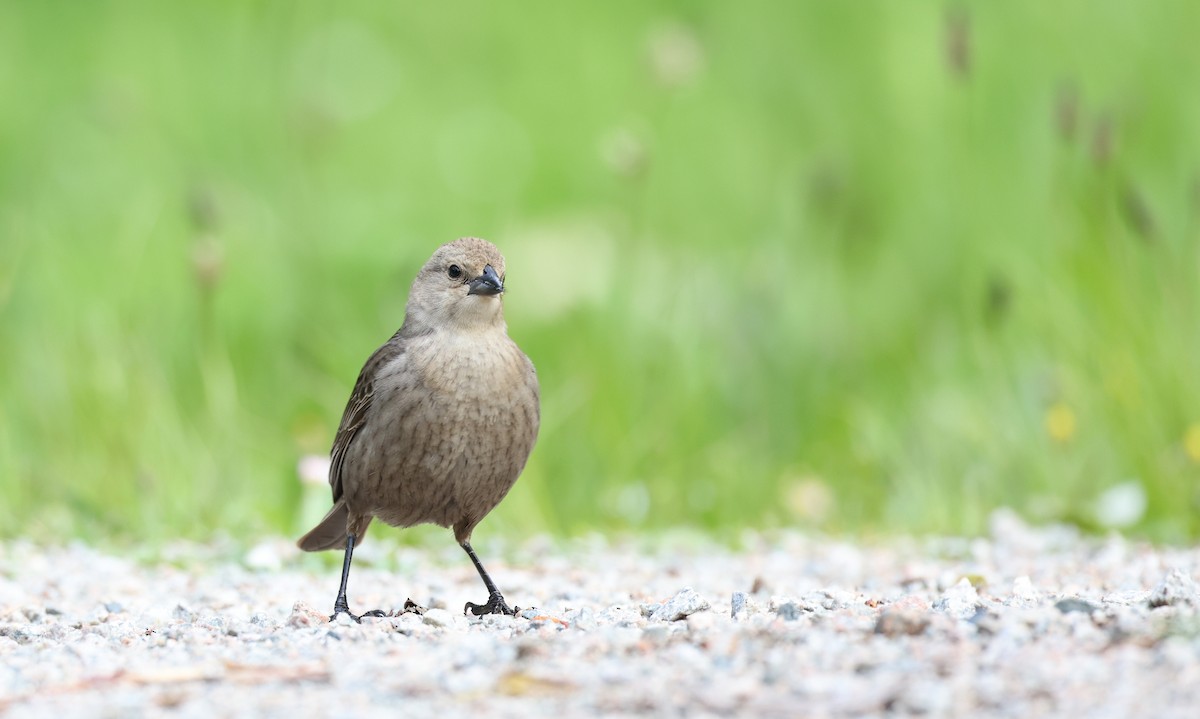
[328,334,406,502]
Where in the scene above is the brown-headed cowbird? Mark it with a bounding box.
[297,237,540,619]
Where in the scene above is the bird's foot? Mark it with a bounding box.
[330,596,352,622]
[329,609,390,622]
[464,591,516,616]
[330,598,390,623]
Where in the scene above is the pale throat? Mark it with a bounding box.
[450,295,506,331]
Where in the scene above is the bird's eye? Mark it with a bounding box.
[447,264,463,279]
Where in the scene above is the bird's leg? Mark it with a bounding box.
[331,532,358,620]
[330,533,387,621]
[461,541,516,616]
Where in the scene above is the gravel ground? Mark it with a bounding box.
[2,510,1199,718]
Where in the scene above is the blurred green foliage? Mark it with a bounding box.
[2,1,1199,544]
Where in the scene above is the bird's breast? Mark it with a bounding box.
[410,330,531,404]
[369,328,540,463]
[360,329,539,527]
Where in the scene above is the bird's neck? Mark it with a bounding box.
[400,307,508,338]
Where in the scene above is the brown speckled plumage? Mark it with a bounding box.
[297,238,539,618]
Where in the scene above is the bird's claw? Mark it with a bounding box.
[464,591,516,616]
[330,606,389,623]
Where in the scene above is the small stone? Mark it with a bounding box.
[287,601,328,628]
[104,602,125,614]
[0,626,33,644]
[933,578,981,620]
[641,624,672,643]
[201,615,228,633]
[775,602,802,621]
[731,591,748,619]
[572,606,597,631]
[479,613,515,629]
[876,596,931,637]
[597,606,643,627]
[648,587,710,622]
[389,612,424,636]
[1012,576,1039,605]
[423,608,454,628]
[1054,597,1100,614]
[1149,569,1200,608]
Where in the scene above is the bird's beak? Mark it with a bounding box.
[467,264,504,296]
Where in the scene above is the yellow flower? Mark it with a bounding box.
[1045,403,1076,443]
[1185,423,1200,464]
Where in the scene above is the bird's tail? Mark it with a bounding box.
[296,501,371,552]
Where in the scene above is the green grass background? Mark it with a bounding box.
[2,1,1199,545]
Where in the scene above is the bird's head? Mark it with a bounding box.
[406,237,509,332]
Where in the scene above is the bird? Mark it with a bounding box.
[297,237,540,620]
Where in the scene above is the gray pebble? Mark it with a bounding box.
[731,591,748,619]
[1149,568,1199,608]
[641,624,673,643]
[648,587,710,622]
[933,578,981,620]
[876,603,931,637]
[1055,598,1100,614]
[571,606,598,631]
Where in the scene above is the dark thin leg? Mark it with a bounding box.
[330,533,388,621]
[331,532,358,620]
[461,541,516,616]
